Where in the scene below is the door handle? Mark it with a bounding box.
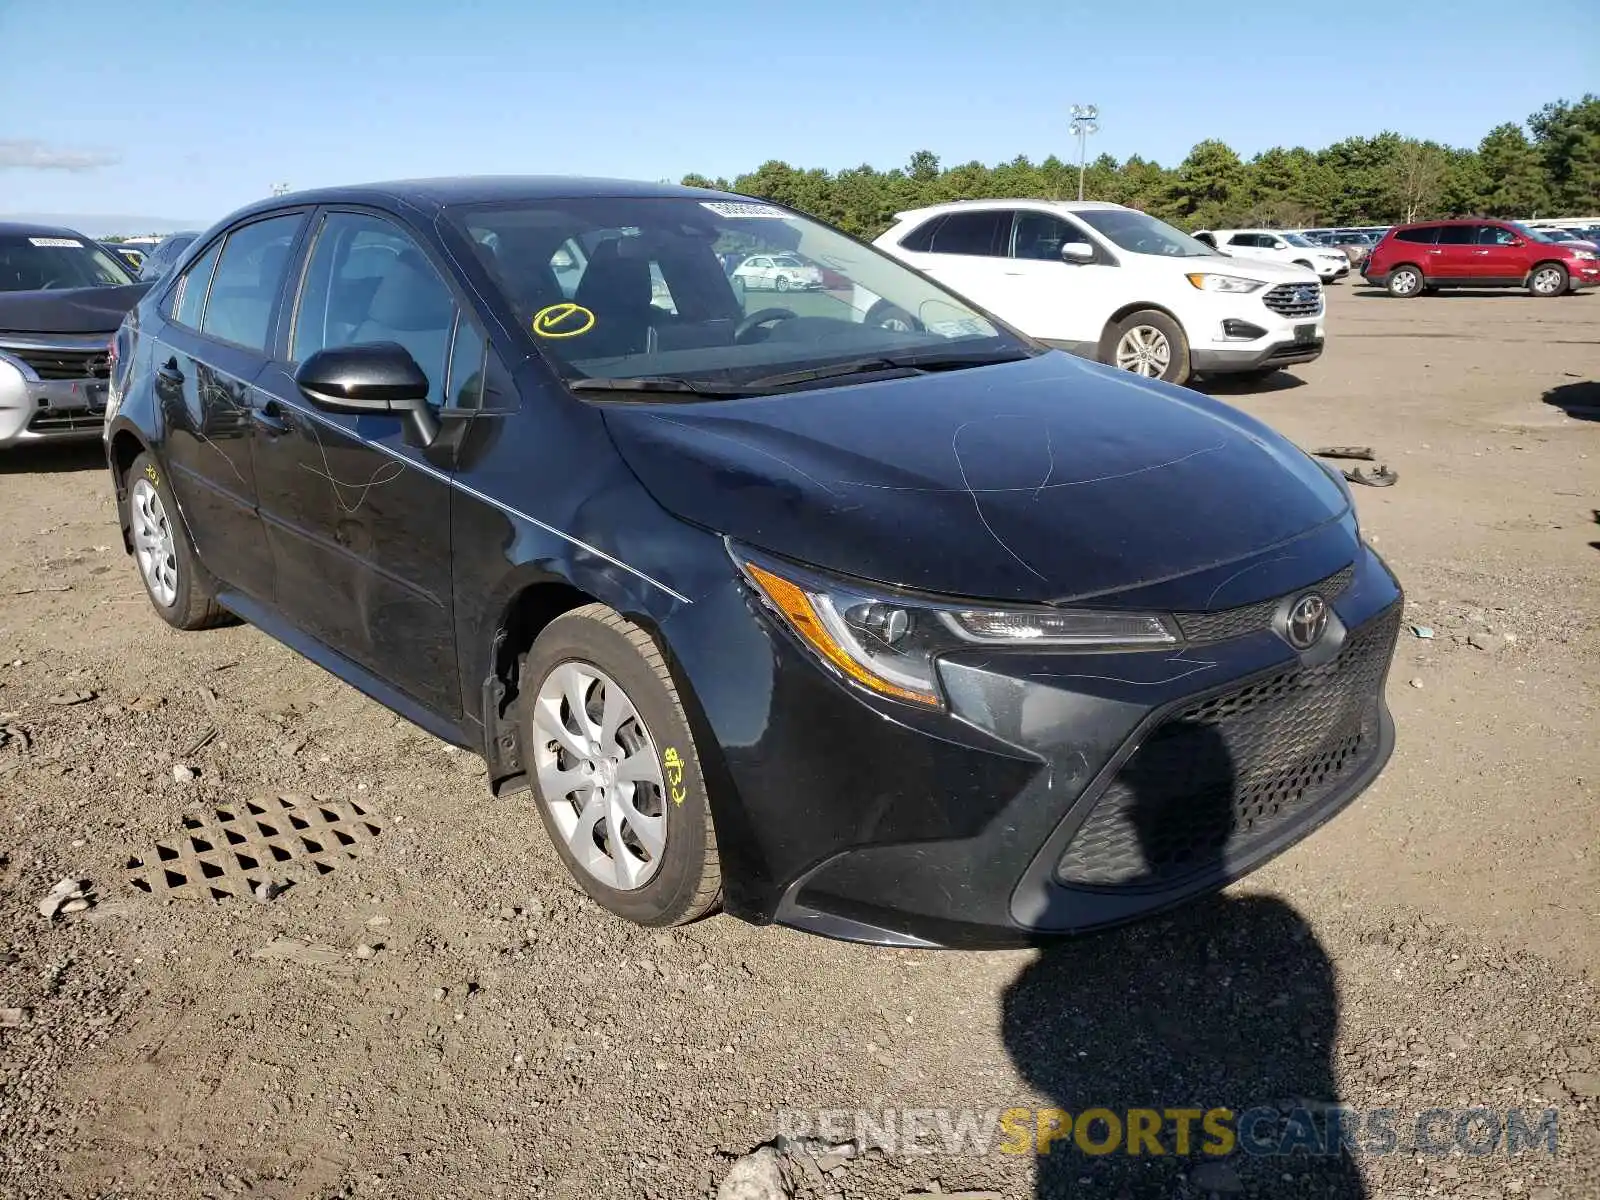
[1426,249,1442,255]
[251,400,290,437]
[156,360,184,385]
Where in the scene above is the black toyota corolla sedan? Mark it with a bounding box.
[103,177,1401,947]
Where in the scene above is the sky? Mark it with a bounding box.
[2,0,1596,230]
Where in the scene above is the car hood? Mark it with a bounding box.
[0,283,152,335]
[1191,253,1321,282]
[602,351,1351,605]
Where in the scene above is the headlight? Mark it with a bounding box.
[732,545,1176,708]
[1185,273,1266,293]
[1573,250,1596,261]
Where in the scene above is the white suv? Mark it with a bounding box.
[867,201,1325,386]
[1194,229,1350,282]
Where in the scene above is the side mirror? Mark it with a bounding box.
[295,342,439,444]
[1061,241,1095,264]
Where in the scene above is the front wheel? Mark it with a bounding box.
[123,451,229,631]
[1106,310,1190,385]
[1528,263,1568,297]
[774,275,790,292]
[1386,266,1424,297]
[520,604,721,927]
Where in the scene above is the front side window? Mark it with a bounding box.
[1010,211,1087,261]
[451,195,1020,395]
[0,232,134,292]
[200,214,305,352]
[1078,210,1217,258]
[292,212,457,407]
[171,240,222,329]
[1280,233,1316,248]
[1476,225,1518,246]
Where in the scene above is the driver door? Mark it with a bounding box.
[998,209,1108,351]
[250,209,467,718]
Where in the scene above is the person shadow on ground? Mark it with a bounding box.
[1001,724,1367,1199]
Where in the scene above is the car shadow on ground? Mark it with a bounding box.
[1542,380,1600,422]
[1352,286,1593,301]
[0,443,106,475]
[1002,724,1366,1199]
[1196,371,1307,397]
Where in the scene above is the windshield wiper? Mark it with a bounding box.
[743,348,1031,390]
[567,376,760,398]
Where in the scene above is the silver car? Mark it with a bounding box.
[0,223,149,447]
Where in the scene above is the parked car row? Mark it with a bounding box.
[1191,229,1351,282]
[88,176,1400,947]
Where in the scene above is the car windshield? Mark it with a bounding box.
[1281,232,1316,247]
[451,196,1027,393]
[0,232,135,291]
[1072,209,1218,258]
[1510,223,1556,244]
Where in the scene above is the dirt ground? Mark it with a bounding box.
[1,285,1596,1200]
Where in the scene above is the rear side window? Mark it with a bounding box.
[1394,227,1438,245]
[928,211,1008,257]
[170,241,221,330]
[200,214,306,352]
[1435,226,1474,246]
[897,217,943,253]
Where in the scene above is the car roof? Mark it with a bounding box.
[215,176,748,228]
[0,220,91,239]
[891,199,1130,221]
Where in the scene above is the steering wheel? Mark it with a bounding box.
[734,307,798,344]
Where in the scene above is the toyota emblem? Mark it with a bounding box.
[1285,593,1329,651]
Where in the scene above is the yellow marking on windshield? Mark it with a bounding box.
[531,302,596,339]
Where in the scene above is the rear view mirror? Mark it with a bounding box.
[295,342,439,444]
[1061,242,1095,264]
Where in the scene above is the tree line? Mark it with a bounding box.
[680,95,1600,239]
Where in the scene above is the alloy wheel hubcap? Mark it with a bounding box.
[532,661,666,891]
[130,478,178,607]
[1534,268,1562,293]
[1115,326,1171,377]
[1394,271,1419,294]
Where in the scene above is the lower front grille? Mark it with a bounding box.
[27,410,103,434]
[1055,603,1401,889]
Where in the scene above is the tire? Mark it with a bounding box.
[123,451,229,631]
[519,604,721,927]
[1528,262,1568,297]
[1106,310,1190,385]
[1386,266,1424,298]
[774,275,790,292]
[863,299,921,333]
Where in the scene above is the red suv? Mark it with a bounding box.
[1363,219,1599,297]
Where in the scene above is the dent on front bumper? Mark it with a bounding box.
[675,538,1402,949]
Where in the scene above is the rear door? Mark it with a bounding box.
[249,208,470,718]
[899,208,1015,319]
[152,212,307,601]
[1430,224,1475,279]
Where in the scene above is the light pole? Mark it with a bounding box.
[1070,105,1099,201]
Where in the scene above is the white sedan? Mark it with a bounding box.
[731,254,823,292]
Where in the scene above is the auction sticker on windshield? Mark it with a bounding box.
[28,237,82,248]
[532,303,596,339]
[699,202,789,219]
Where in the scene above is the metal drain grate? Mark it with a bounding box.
[126,794,383,900]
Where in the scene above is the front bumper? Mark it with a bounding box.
[1190,338,1324,373]
[672,534,1402,947]
[0,342,111,447]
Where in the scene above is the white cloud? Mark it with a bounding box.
[0,139,120,172]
